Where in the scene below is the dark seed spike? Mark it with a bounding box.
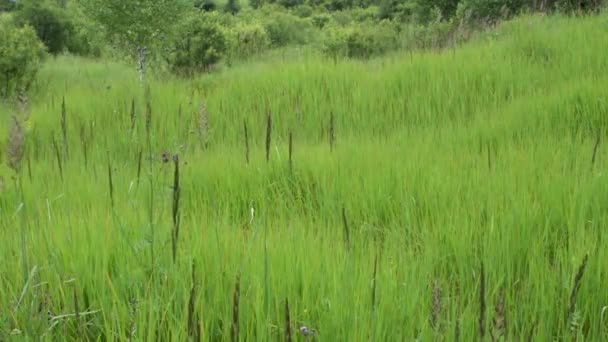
[136,150,143,188]
[130,97,136,132]
[288,131,293,172]
[188,262,199,340]
[265,111,272,162]
[51,134,63,182]
[231,273,241,342]
[285,298,292,342]
[107,152,114,208]
[568,254,589,318]
[243,119,249,164]
[171,155,181,263]
[591,133,600,167]
[479,260,486,339]
[342,207,350,250]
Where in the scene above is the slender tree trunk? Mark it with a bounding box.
[137,46,146,85]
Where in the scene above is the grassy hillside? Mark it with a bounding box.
[1,13,608,340]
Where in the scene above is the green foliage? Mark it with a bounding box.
[12,0,72,54]
[167,13,228,74]
[311,12,332,28]
[64,6,105,57]
[0,16,46,97]
[226,21,271,59]
[0,0,15,12]
[250,0,263,9]
[263,11,315,46]
[460,0,530,23]
[224,0,241,14]
[293,4,314,17]
[194,0,217,11]
[322,20,398,59]
[79,0,189,56]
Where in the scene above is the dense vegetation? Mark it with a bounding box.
[1,0,608,340]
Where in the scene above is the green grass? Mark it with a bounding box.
[1,13,608,340]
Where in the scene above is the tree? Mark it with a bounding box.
[224,0,240,14]
[0,0,16,12]
[167,14,227,74]
[0,16,46,97]
[79,0,189,83]
[13,0,73,55]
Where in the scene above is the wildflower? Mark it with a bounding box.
[299,326,316,337]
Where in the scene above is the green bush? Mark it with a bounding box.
[0,0,15,12]
[195,0,217,12]
[293,4,314,17]
[12,0,73,55]
[263,11,314,47]
[460,0,530,23]
[224,0,241,14]
[167,13,228,74]
[227,22,271,60]
[311,13,332,28]
[321,20,398,60]
[64,6,105,57]
[0,16,46,97]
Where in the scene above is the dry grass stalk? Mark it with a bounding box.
[491,287,506,341]
[27,154,32,181]
[329,111,335,151]
[288,131,293,172]
[130,98,136,132]
[265,111,272,162]
[285,298,292,342]
[73,287,81,335]
[342,207,350,250]
[61,96,69,159]
[79,122,88,170]
[52,134,63,181]
[591,133,600,167]
[188,262,200,341]
[171,155,181,263]
[371,251,379,313]
[243,119,249,164]
[231,273,241,342]
[136,150,143,188]
[568,254,589,319]
[431,279,442,331]
[198,101,209,149]
[479,260,486,339]
[145,101,152,138]
[107,154,114,208]
[7,115,25,174]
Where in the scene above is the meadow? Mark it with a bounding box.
[1,13,608,341]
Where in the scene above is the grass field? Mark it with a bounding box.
[1,13,608,340]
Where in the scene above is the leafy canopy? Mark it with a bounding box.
[78,0,189,54]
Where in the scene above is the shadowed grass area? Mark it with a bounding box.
[1,13,608,340]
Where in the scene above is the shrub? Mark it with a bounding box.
[195,0,217,12]
[293,4,314,17]
[312,13,332,28]
[460,0,530,23]
[0,16,46,97]
[0,0,15,12]
[167,13,228,74]
[224,0,241,14]
[64,6,105,57]
[12,0,73,55]
[227,22,271,60]
[263,12,314,47]
[321,20,398,60]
